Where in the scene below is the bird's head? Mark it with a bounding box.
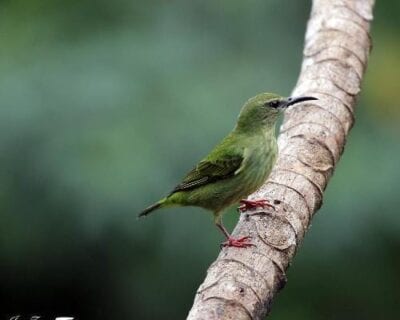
[236,92,317,132]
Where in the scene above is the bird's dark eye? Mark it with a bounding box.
[268,100,280,108]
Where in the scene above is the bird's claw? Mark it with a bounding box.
[220,236,255,248]
[238,199,275,212]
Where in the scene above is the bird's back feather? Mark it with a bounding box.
[171,153,243,193]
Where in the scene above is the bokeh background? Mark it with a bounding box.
[1,0,399,319]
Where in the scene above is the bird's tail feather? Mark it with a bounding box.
[138,200,163,218]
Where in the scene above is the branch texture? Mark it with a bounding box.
[187,0,375,319]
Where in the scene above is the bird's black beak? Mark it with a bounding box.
[281,96,318,108]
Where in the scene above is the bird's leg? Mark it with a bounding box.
[214,215,254,248]
[238,198,275,212]
[219,225,253,248]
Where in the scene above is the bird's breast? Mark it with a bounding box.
[234,138,277,199]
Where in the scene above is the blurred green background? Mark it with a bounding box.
[1,0,399,319]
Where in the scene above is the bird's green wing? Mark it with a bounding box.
[171,153,243,193]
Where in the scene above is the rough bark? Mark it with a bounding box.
[187,0,375,319]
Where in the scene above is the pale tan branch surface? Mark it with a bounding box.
[187,0,374,319]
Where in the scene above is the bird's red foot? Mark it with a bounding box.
[238,199,275,212]
[221,236,254,248]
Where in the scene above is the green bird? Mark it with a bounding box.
[139,93,317,247]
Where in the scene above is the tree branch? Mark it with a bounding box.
[187,0,375,319]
